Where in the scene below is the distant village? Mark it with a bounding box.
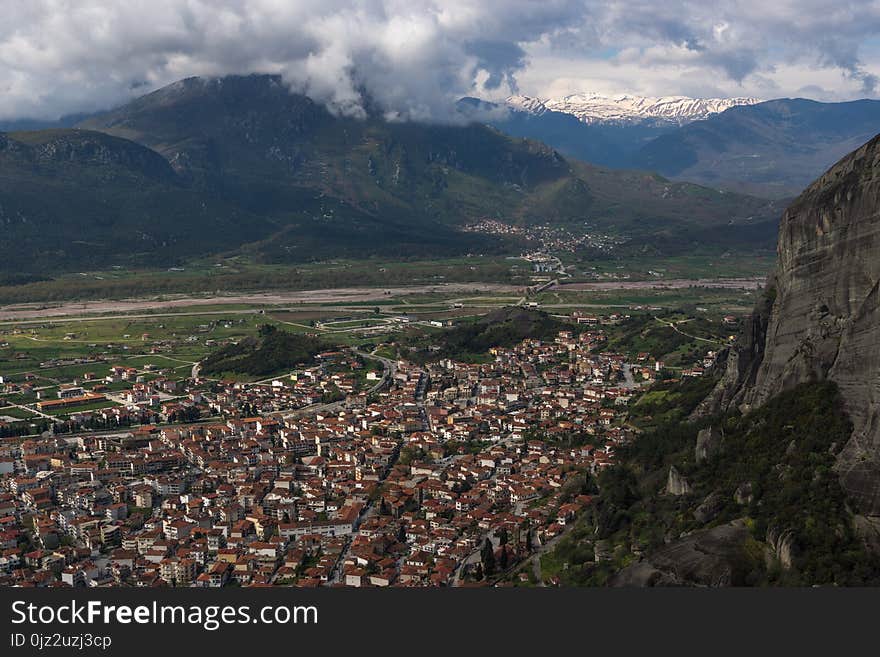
[463,220,627,255]
[0,315,713,587]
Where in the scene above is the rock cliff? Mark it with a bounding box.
[703,133,880,512]
[609,520,753,586]
[665,465,692,496]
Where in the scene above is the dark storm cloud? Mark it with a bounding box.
[464,40,526,91]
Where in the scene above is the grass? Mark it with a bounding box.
[0,406,38,419]
[0,256,523,305]
[539,550,566,583]
[0,249,775,309]
[319,319,391,330]
[539,286,761,311]
[0,313,287,382]
[571,254,774,281]
[0,304,706,386]
[0,265,759,401]
[42,399,123,416]
[373,347,397,360]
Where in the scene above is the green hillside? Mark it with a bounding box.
[0,128,270,272]
[0,74,783,276]
[200,324,333,376]
[550,381,880,586]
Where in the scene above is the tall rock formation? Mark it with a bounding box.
[702,133,880,512]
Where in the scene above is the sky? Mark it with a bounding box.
[1,0,879,122]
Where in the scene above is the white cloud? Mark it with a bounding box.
[0,0,587,121]
[0,0,877,121]
[517,0,880,101]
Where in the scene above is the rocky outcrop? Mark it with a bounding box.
[695,426,723,463]
[853,515,880,553]
[733,482,753,506]
[609,520,753,586]
[702,133,880,513]
[665,466,692,496]
[693,491,725,524]
[594,540,613,562]
[766,527,797,570]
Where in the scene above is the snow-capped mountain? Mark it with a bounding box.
[504,95,550,116]
[506,93,761,126]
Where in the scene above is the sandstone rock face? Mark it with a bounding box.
[666,465,692,496]
[853,515,880,553]
[695,426,723,464]
[766,527,797,570]
[703,133,880,513]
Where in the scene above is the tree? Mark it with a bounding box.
[481,538,495,579]
[498,528,508,546]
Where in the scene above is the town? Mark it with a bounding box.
[0,311,700,588]
[462,220,627,255]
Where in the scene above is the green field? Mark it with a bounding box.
[42,399,123,417]
[0,253,764,396]
[0,406,38,420]
[0,256,525,306]
[568,254,774,281]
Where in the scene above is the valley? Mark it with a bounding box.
[0,268,748,587]
[0,67,877,591]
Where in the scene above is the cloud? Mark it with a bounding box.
[0,0,586,121]
[521,1,880,101]
[0,1,878,122]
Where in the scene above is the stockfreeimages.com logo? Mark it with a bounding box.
[11,600,318,632]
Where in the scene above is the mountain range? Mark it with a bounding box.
[509,93,760,126]
[478,94,880,198]
[0,74,780,275]
[457,96,665,168]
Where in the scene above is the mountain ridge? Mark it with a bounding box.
[519,93,761,126]
[76,74,780,253]
[0,74,782,275]
[468,95,880,198]
[0,127,271,272]
[634,98,880,197]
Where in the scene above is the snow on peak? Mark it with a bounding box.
[508,92,761,126]
[504,95,549,116]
